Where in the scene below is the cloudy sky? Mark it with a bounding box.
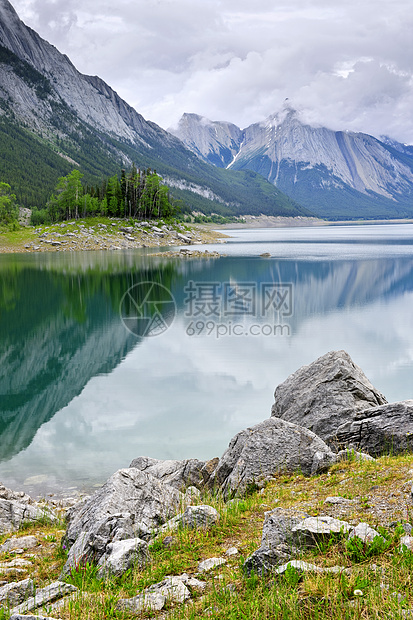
[10,0,413,142]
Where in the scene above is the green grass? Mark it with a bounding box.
[1,455,413,618]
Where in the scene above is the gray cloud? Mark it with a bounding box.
[11,0,413,142]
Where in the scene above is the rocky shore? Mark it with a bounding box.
[1,350,413,619]
[0,219,227,254]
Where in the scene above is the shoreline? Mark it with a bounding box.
[0,219,228,255]
[212,214,413,229]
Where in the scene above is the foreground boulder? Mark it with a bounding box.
[129,456,217,490]
[208,418,336,499]
[271,350,387,446]
[0,499,56,535]
[65,468,181,547]
[335,401,413,456]
[62,468,181,575]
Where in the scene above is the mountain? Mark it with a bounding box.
[171,109,413,219]
[0,0,307,218]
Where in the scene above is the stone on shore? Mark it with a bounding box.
[65,468,181,547]
[208,417,336,499]
[0,500,56,535]
[335,401,413,456]
[62,468,181,575]
[97,537,149,578]
[271,350,387,446]
[129,456,215,490]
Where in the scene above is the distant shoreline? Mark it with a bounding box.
[212,215,413,229]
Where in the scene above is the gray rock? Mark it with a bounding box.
[0,536,38,554]
[65,468,181,548]
[348,523,383,543]
[97,537,149,578]
[225,547,239,556]
[400,536,413,551]
[61,512,146,576]
[183,486,201,505]
[208,417,336,498]
[129,456,210,490]
[0,500,55,534]
[324,496,357,505]
[116,592,166,613]
[335,401,413,456]
[292,516,351,547]
[146,575,191,603]
[157,505,220,535]
[271,350,387,446]
[10,581,77,616]
[274,560,348,576]
[197,557,226,572]
[336,449,375,462]
[0,484,31,504]
[181,505,220,529]
[261,507,310,549]
[0,578,34,607]
[243,543,293,576]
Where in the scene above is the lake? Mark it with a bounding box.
[1,222,413,498]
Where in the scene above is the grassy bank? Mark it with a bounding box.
[0,218,226,254]
[1,453,413,618]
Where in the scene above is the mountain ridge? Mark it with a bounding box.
[0,0,307,217]
[170,109,413,219]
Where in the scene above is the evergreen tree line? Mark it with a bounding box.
[31,166,178,225]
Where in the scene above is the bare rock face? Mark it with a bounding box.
[129,456,214,490]
[0,499,55,534]
[271,350,387,446]
[335,400,413,456]
[62,468,181,575]
[65,468,181,547]
[208,417,336,499]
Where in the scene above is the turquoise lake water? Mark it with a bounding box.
[1,222,413,497]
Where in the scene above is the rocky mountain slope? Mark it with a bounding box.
[171,108,413,219]
[0,0,307,218]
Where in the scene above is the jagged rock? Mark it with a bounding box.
[335,401,413,456]
[225,547,239,556]
[0,558,33,569]
[116,574,192,613]
[10,581,77,616]
[197,557,226,572]
[0,500,55,534]
[116,592,166,613]
[0,536,38,553]
[65,468,181,548]
[274,560,349,576]
[97,537,149,578]
[183,486,201,505]
[0,578,34,607]
[400,536,413,551]
[348,523,383,543]
[271,350,387,446]
[243,508,308,576]
[157,505,220,536]
[61,513,146,576]
[324,496,357,505]
[292,516,352,547]
[261,507,310,549]
[146,575,191,603]
[129,456,210,490]
[337,449,375,462]
[0,484,31,504]
[208,418,336,498]
[243,544,293,576]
